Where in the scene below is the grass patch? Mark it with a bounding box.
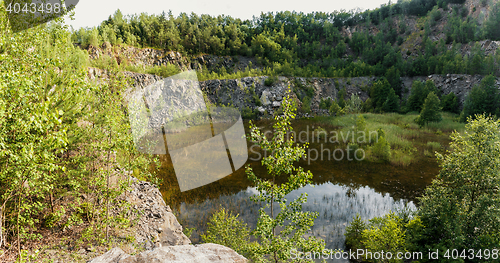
[313,112,465,166]
[427,141,441,151]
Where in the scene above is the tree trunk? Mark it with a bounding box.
[0,206,3,248]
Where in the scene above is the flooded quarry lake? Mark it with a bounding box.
[157,118,444,259]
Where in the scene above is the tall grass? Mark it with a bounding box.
[427,141,441,151]
[315,112,465,166]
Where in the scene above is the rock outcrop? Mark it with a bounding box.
[89,64,500,115]
[401,74,500,107]
[121,177,191,248]
[199,76,372,116]
[89,178,248,263]
[89,244,247,263]
[87,44,190,71]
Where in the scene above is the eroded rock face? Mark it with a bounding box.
[401,74,500,108]
[89,244,247,263]
[87,44,190,71]
[122,177,191,248]
[89,65,499,116]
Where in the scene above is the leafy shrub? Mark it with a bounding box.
[264,76,278,86]
[145,63,181,78]
[345,214,366,250]
[329,100,344,116]
[371,133,391,161]
[427,141,441,151]
[301,96,312,113]
[345,94,363,114]
[44,207,66,228]
[319,98,333,109]
[361,213,407,262]
[201,208,254,259]
[415,92,442,126]
[441,92,459,113]
[241,106,258,119]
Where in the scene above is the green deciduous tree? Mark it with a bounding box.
[460,75,499,122]
[370,79,391,111]
[362,213,407,263]
[407,80,439,113]
[345,94,363,114]
[201,208,259,261]
[245,88,325,262]
[415,92,442,126]
[329,100,344,116]
[415,115,500,262]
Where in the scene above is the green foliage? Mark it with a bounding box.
[484,2,500,40]
[301,96,312,113]
[362,98,374,112]
[145,63,181,78]
[441,92,459,113]
[0,10,158,255]
[356,114,367,133]
[415,92,442,126]
[201,208,256,260]
[371,131,391,161]
[362,212,407,263]
[385,67,402,96]
[444,9,477,44]
[44,207,66,229]
[329,100,344,116]
[345,94,363,114]
[426,141,442,151]
[415,115,500,262]
[337,87,347,109]
[346,211,425,263]
[68,2,500,80]
[246,88,325,262]
[382,88,400,113]
[264,76,278,86]
[460,75,499,122]
[313,126,327,141]
[319,98,333,110]
[241,106,258,120]
[345,214,366,250]
[407,80,438,113]
[370,79,391,111]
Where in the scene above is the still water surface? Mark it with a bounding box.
[157,119,441,259]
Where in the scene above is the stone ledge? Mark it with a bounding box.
[89,243,247,263]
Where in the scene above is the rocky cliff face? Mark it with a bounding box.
[199,76,372,116]
[121,177,191,248]
[88,65,500,116]
[86,44,260,73]
[116,70,499,115]
[89,177,248,263]
[88,43,190,71]
[401,74,500,107]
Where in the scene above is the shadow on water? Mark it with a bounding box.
[156,119,441,257]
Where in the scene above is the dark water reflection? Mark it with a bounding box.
[157,119,441,257]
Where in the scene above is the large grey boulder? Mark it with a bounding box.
[89,244,247,263]
[260,90,271,106]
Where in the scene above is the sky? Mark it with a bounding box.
[65,0,391,29]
